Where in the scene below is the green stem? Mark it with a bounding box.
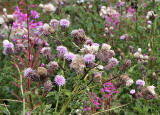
[55,86,61,112]
[60,83,81,115]
[16,65,25,115]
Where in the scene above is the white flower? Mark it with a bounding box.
[3,40,10,47]
[126,79,134,87]
[147,85,156,95]
[101,43,111,51]
[80,44,99,54]
[0,16,5,25]
[41,3,56,13]
[43,23,50,31]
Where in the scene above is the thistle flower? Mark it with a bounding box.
[0,16,5,25]
[130,89,135,94]
[41,47,51,57]
[15,43,25,54]
[83,54,95,63]
[24,68,39,81]
[50,19,59,31]
[56,45,67,57]
[136,79,145,86]
[71,29,86,45]
[101,43,111,51]
[70,55,86,74]
[54,75,65,86]
[47,61,58,75]
[24,68,34,78]
[108,58,119,67]
[64,52,76,61]
[120,74,134,87]
[37,67,47,76]
[3,40,14,55]
[44,81,53,91]
[98,46,115,62]
[80,44,99,54]
[120,2,125,7]
[93,72,102,82]
[146,85,156,96]
[59,19,70,28]
[40,3,56,13]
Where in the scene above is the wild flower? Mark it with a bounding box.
[24,68,35,78]
[120,2,125,7]
[83,54,95,63]
[3,40,14,55]
[41,47,52,57]
[44,80,53,91]
[56,45,67,57]
[39,3,56,13]
[37,67,47,76]
[59,19,70,28]
[71,29,87,45]
[30,10,39,19]
[130,89,135,94]
[50,19,59,31]
[64,52,76,61]
[120,74,134,87]
[80,43,99,55]
[93,72,102,82]
[136,79,145,86]
[54,75,66,86]
[70,55,86,74]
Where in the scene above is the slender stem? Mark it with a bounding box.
[92,103,130,115]
[16,64,25,115]
[25,0,31,67]
[60,83,81,115]
[55,86,60,112]
[4,103,10,115]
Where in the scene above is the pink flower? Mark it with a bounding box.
[31,10,39,19]
[59,19,70,28]
[130,89,135,94]
[136,79,145,86]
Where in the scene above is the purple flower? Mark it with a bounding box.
[31,10,39,19]
[56,46,67,57]
[54,75,65,86]
[59,19,70,28]
[3,40,13,48]
[120,2,125,7]
[147,20,152,25]
[64,52,76,61]
[136,79,145,86]
[130,89,135,94]
[3,40,14,55]
[50,19,59,30]
[108,58,119,67]
[84,54,95,63]
[120,35,125,40]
